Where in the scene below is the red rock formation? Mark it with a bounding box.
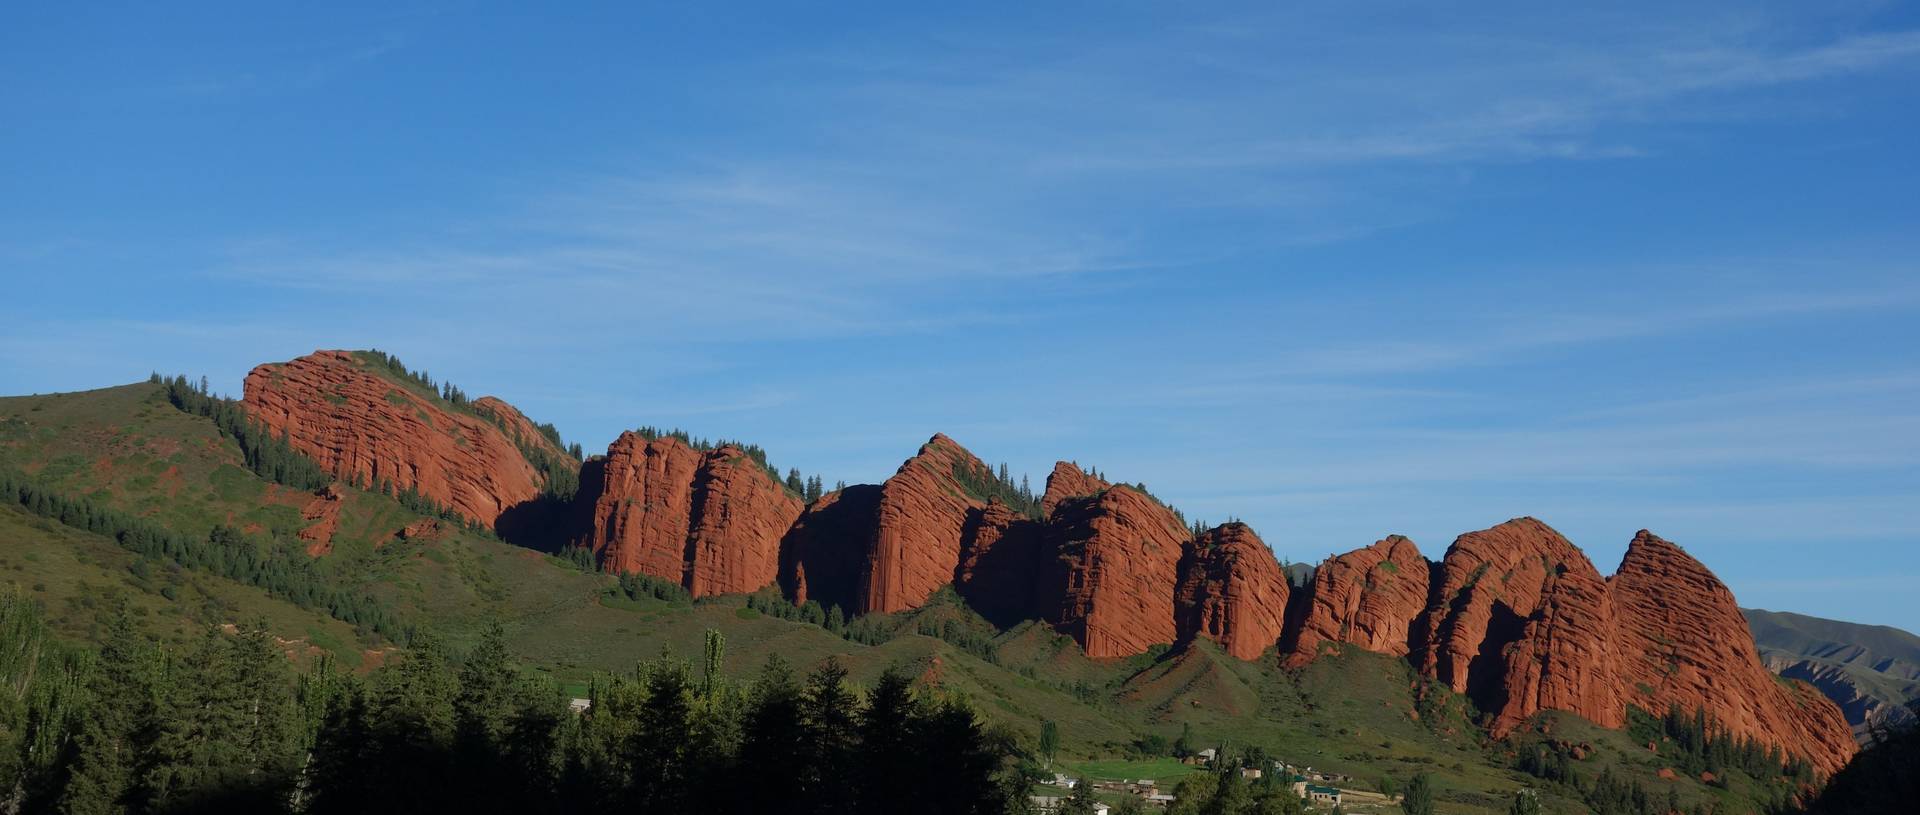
[1417,518,1603,703]
[1175,523,1289,660]
[582,432,802,597]
[1271,519,1859,776]
[1041,461,1108,514]
[585,433,705,579]
[686,447,804,596]
[394,518,442,542]
[242,350,541,527]
[296,485,344,556]
[954,501,1049,627]
[779,484,881,613]
[861,434,997,614]
[1486,549,1622,738]
[472,395,576,467]
[1284,535,1430,666]
[1609,531,1856,776]
[1046,484,1191,658]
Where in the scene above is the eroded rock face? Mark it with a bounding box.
[861,434,997,614]
[686,448,805,597]
[242,350,541,527]
[1046,485,1191,659]
[296,485,344,557]
[582,432,802,597]
[1610,532,1856,776]
[1041,461,1108,514]
[1416,518,1603,707]
[1276,519,1860,776]
[1175,523,1289,660]
[954,501,1049,628]
[1284,535,1430,666]
[585,433,705,580]
[778,484,881,613]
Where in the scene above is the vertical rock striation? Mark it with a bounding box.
[1175,523,1289,660]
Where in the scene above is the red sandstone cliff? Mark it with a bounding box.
[1041,461,1109,514]
[1284,535,1430,666]
[1045,484,1191,659]
[1267,518,1854,773]
[1175,523,1289,660]
[1609,531,1856,776]
[861,434,998,614]
[242,350,542,527]
[582,432,803,597]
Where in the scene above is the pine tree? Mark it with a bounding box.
[626,654,693,812]
[57,607,159,815]
[738,656,807,813]
[800,658,859,814]
[856,667,920,815]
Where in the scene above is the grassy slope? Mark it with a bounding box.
[0,382,1788,814]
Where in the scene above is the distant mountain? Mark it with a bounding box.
[1745,608,1920,744]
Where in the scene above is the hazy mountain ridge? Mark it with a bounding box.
[1745,608,1920,745]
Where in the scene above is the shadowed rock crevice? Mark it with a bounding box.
[1466,600,1526,716]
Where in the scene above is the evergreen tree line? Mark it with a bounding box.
[1516,707,1816,815]
[2,594,316,814]
[950,461,1043,520]
[0,466,405,642]
[3,599,1031,815]
[785,470,827,503]
[151,375,331,492]
[1649,703,1815,784]
[743,588,890,646]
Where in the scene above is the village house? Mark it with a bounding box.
[1289,780,1343,806]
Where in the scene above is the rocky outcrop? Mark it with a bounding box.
[685,447,805,596]
[1610,532,1856,776]
[1175,523,1289,660]
[1046,485,1191,659]
[1284,535,1429,666]
[296,485,344,556]
[861,434,997,614]
[582,432,802,597]
[585,433,703,579]
[1041,461,1108,514]
[242,350,541,527]
[1416,518,1603,704]
[778,485,881,613]
[954,501,1049,628]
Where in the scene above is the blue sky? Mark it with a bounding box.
[4,2,1917,631]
